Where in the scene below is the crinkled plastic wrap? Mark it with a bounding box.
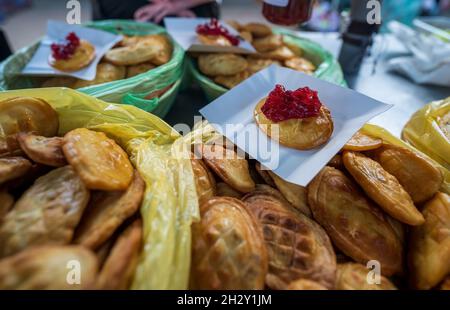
[0,88,199,289]
[362,124,450,195]
[402,97,450,169]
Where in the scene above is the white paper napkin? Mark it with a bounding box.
[21,21,122,81]
[164,17,255,54]
[387,21,450,87]
[200,65,392,186]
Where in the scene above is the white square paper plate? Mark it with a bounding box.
[164,17,255,54]
[200,65,393,186]
[21,20,122,81]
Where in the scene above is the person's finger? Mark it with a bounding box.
[151,2,172,21]
[135,12,149,21]
[134,3,165,22]
[154,7,171,24]
[135,9,153,22]
[134,5,154,20]
[177,9,196,18]
[134,6,145,19]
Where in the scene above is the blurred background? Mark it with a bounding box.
[0,0,449,52]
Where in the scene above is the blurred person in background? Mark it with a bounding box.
[306,0,341,32]
[442,0,450,13]
[0,0,31,22]
[422,0,441,15]
[304,0,425,32]
[382,0,423,27]
[421,0,450,15]
[335,0,424,31]
[0,0,31,60]
[92,0,221,23]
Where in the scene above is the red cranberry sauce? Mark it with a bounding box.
[196,18,240,46]
[51,32,81,60]
[261,84,322,122]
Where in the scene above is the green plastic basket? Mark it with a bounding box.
[0,20,185,118]
[189,29,346,101]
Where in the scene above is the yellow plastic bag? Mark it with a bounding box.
[402,97,450,169]
[0,88,199,289]
[362,124,450,195]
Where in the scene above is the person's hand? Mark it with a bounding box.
[134,0,195,23]
[134,0,174,23]
[176,9,196,18]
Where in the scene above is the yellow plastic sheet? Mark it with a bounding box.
[0,87,199,289]
[362,124,450,195]
[402,97,450,169]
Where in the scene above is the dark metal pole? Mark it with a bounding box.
[338,0,382,77]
